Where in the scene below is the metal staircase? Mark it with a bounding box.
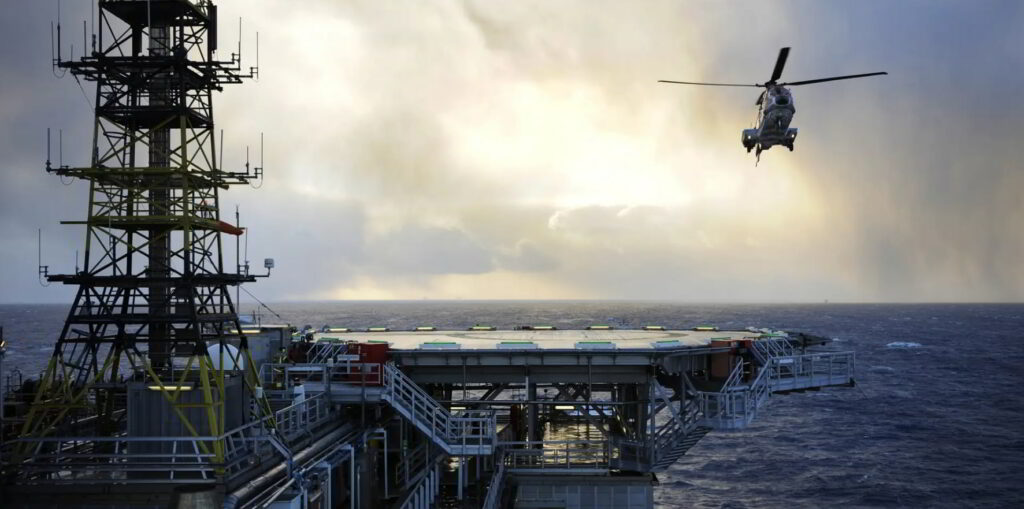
[650,425,711,471]
[260,361,497,456]
[694,357,773,430]
[379,363,496,455]
[307,341,352,364]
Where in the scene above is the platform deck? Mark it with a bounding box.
[311,329,759,352]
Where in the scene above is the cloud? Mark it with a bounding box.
[368,224,493,276]
[1,0,1022,303]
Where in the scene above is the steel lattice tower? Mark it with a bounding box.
[18,0,272,458]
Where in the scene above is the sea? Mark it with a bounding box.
[1,301,1022,508]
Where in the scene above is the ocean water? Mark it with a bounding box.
[1,301,1022,508]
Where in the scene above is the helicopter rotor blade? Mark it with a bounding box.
[769,47,790,83]
[658,80,761,87]
[781,71,888,86]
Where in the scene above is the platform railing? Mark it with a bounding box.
[768,350,855,391]
[270,392,334,442]
[1,392,338,484]
[501,440,610,472]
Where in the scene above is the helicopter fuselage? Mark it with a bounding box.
[742,86,798,154]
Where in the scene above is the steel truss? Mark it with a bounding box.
[10,0,271,475]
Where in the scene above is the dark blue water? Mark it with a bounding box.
[2,302,1022,508]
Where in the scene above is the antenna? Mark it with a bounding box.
[59,129,64,168]
[57,0,62,62]
[256,132,264,179]
[37,229,50,287]
[219,129,224,171]
[235,205,241,306]
[236,17,242,65]
[46,128,52,171]
[252,31,260,80]
[243,210,250,276]
[90,1,95,53]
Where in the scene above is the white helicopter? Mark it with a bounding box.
[659,47,886,162]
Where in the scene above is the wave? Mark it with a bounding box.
[886,341,922,349]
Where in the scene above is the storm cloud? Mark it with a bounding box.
[1,0,1022,303]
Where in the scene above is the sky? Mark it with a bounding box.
[1,0,1022,304]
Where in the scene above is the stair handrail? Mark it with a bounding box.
[748,343,770,366]
[746,359,773,411]
[482,455,507,509]
[381,363,451,439]
[721,358,747,391]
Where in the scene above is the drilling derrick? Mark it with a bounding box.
[4,0,272,498]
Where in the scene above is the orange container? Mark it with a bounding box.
[347,342,389,385]
[710,340,737,379]
[352,342,389,364]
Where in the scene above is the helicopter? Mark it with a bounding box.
[659,47,886,162]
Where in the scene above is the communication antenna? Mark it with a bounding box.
[250,133,264,188]
[37,229,50,287]
[46,128,51,171]
[57,1,62,62]
[236,17,242,67]
[252,32,260,80]
[235,205,243,306]
[54,129,72,184]
[90,1,95,53]
[50,1,67,78]
[243,208,250,276]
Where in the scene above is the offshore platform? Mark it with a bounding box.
[0,1,856,508]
